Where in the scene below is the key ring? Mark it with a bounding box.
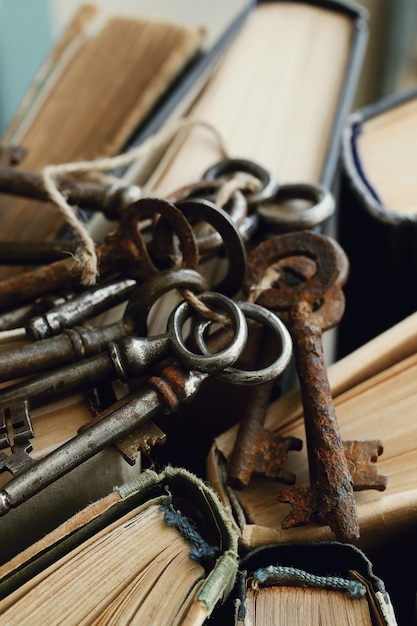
[175,198,247,297]
[152,197,247,297]
[167,179,248,254]
[256,182,335,230]
[193,301,292,385]
[202,158,279,205]
[168,292,248,374]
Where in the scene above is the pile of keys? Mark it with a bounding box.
[0,155,386,543]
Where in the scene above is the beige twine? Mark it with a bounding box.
[42,117,229,286]
[42,118,264,327]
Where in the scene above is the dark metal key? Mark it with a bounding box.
[0,291,247,409]
[0,299,291,515]
[0,268,206,383]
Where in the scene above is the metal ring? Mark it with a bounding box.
[194,301,292,385]
[123,268,209,336]
[167,179,248,254]
[256,182,335,229]
[202,158,279,205]
[175,198,247,297]
[168,292,248,374]
[243,231,341,309]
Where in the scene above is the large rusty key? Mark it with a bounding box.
[244,231,386,543]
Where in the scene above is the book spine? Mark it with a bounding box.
[337,92,417,356]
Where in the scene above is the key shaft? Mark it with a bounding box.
[0,364,207,515]
[244,231,361,543]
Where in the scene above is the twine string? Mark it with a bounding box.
[41,118,229,286]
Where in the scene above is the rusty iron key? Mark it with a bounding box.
[0,166,142,220]
[226,238,349,490]
[0,299,291,515]
[0,195,247,311]
[0,197,199,311]
[244,230,386,543]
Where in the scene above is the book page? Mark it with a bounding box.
[0,503,205,625]
[146,2,355,198]
[359,97,417,215]
[210,351,417,549]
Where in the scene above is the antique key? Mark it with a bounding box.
[0,166,142,220]
[0,276,137,344]
[0,299,291,515]
[0,197,198,311]
[0,195,246,311]
[0,290,247,409]
[244,230,386,543]
[0,268,206,383]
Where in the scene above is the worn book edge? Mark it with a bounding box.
[0,466,239,625]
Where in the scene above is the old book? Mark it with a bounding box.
[0,385,147,565]
[337,86,417,356]
[0,2,241,254]
[222,542,397,625]
[0,466,240,626]
[143,0,368,202]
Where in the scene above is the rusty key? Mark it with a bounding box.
[244,230,386,543]
[226,237,348,491]
[0,166,142,220]
[0,197,198,311]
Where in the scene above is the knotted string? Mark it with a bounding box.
[42,118,229,286]
[42,118,264,328]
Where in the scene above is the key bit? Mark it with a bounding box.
[249,429,302,484]
[227,335,301,489]
[343,440,387,491]
[0,401,36,476]
[244,230,386,543]
[114,422,167,464]
[84,378,166,464]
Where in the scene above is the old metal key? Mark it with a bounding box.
[0,197,199,311]
[244,230,386,543]
[0,299,291,515]
[0,291,247,409]
[0,276,137,344]
[0,268,207,383]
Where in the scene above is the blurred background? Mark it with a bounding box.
[0,0,417,135]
